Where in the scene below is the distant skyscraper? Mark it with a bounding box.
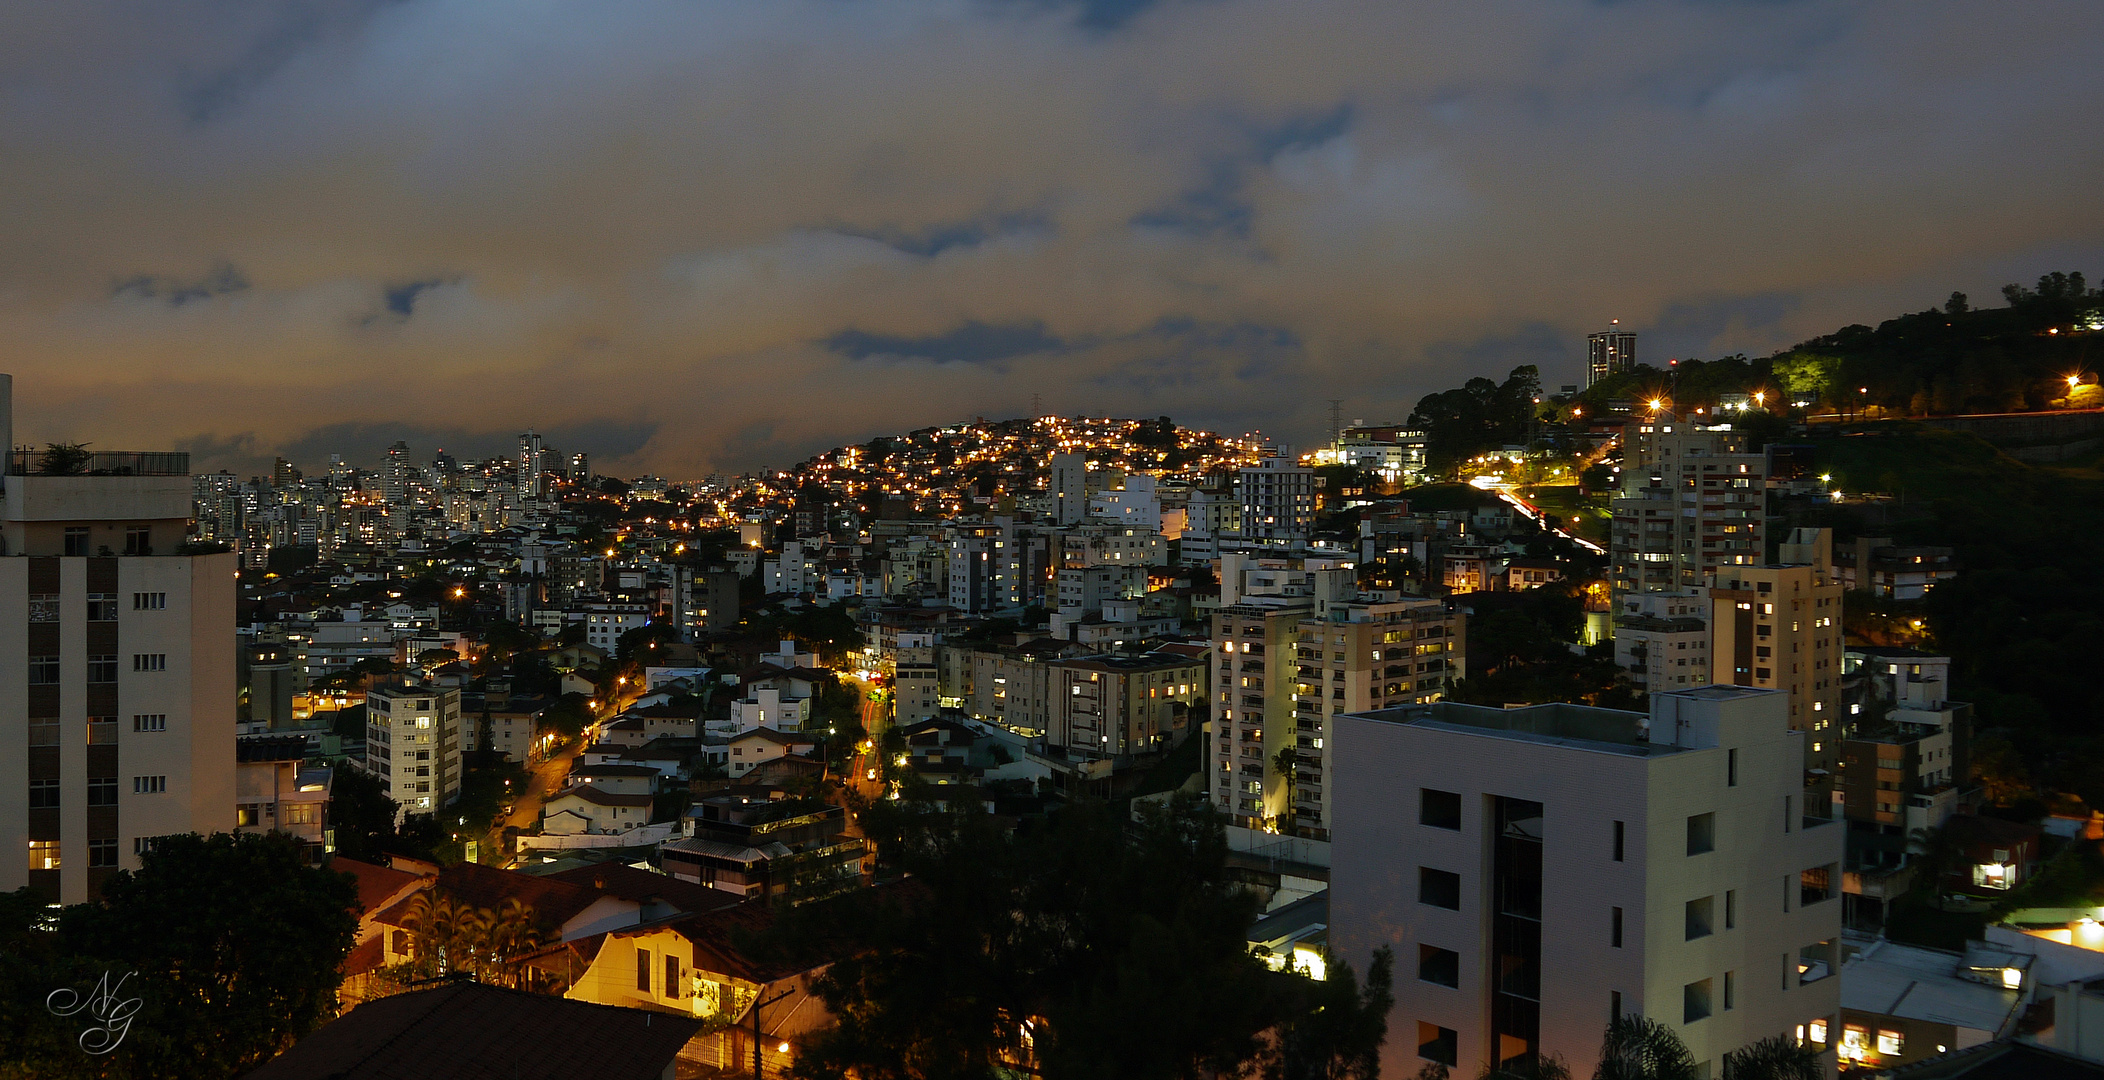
[1587,322,1636,387]
[1050,452,1086,526]
[518,431,546,500]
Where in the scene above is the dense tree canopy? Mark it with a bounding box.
[765,793,1391,1080]
[1409,366,1542,474]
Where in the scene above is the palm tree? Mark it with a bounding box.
[1594,1015,1697,1080]
[480,898,547,988]
[1723,1035,1821,1080]
[1481,1054,1572,1080]
[401,891,467,976]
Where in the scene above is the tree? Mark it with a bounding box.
[1593,1015,1697,1080]
[55,832,358,1079]
[1722,1036,1821,1080]
[775,793,1302,1080]
[1771,352,1839,404]
[1481,1055,1572,1080]
[1263,946,1395,1080]
[37,441,91,475]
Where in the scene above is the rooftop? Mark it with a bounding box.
[1840,939,2026,1035]
[240,981,700,1080]
[1349,699,1681,758]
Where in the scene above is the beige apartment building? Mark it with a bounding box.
[1709,529,1845,798]
[1610,415,1766,599]
[0,373,238,902]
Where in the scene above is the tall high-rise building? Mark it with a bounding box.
[1235,456,1315,547]
[1,373,239,903]
[1209,554,1464,840]
[360,679,462,823]
[1050,452,1086,526]
[1709,528,1846,797]
[518,431,546,500]
[1608,415,1765,599]
[1332,686,1844,1080]
[1587,322,1636,387]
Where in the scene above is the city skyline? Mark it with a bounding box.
[2,1,2100,476]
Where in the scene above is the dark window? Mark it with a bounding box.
[1801,865,1835,906]
[1685,978,1713,1023]
[1687,812,1715,855]
[28,655,60,684]
[88,838,118,868]
[636,949,652,992]
[1611,906,1623,948]
[1421,788,1462,830]
[87,777,117,806]
[132,775,166,794]
[1419,867,1461,910]
[133,592,167,611]
[133,715,167,732]
[1418,945,1459,988]
[88,655,118,683]
[1724,971,1735,1011]
[1726,890,1736,929]
[1727,748,1738,786]
[29,779,61,809]
[1612,819,1625,861]
[1686,896,1714,940]
[664,955,681,999]
[133,654,166,672]
[87,593,117,621]
[64,527,90,557]
[1418,1023,1458,1066]
[123,527,151,555]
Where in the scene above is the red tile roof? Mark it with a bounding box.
[331,857,431,918]
[544,863,744,916]
[372,863,620,933]
[242,981,699,1080]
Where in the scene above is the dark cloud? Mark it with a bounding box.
[828,320,1067,365]
[0,0,2098,475]
[383,279,446,317]
[110,262,250,306]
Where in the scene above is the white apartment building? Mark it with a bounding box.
[1050,452,1087,526]
[1610,416,1766,599]
[2,374,238,902]
[1614,590,1713,694]
[1331,687,1844,1080]
[1236,457,1315,546]
[730,687,808,734]
[362,681,462,821]
[1089,473,1161,532]
[576,602,650,652]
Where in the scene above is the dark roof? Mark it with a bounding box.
[544,863,744,916]
[731,727,822,747]
[569,763,661,778]
[330,857,431,917]
[1885,1040,2104,1080]
[553,784,655,809]
[236,735,311,763]
[242,981,700,1080]
[374,863,613,931]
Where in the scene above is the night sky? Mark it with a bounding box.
[4,0,2100,475]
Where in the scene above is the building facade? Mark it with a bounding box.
[1708,529,1846,797]
[1,374,238,902]
[1609,416,1766,599]
[1331,687,1845,1080]
[362,681,463,821]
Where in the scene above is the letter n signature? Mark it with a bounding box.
[47,970,142,1055]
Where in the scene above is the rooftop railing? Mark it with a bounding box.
[6,448,189,477]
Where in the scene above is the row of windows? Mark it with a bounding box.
[26,654,168,682]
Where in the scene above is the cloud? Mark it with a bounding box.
[0,0,2099,477]
[829,320,1067,365]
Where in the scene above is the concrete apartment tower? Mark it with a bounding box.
[1608,414,1766,600]
[1331,686,1844,1080]
[518,430,546,500]
[1709,528,1846,803]
[1587,322,1637,387]
[1209,554,1465,840]
[359,679,462,823]
[1050,452,1087,526]
[1234,456,1315,548]
[0,373,239,902]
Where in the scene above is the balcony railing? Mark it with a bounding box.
[6,449,190,477]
